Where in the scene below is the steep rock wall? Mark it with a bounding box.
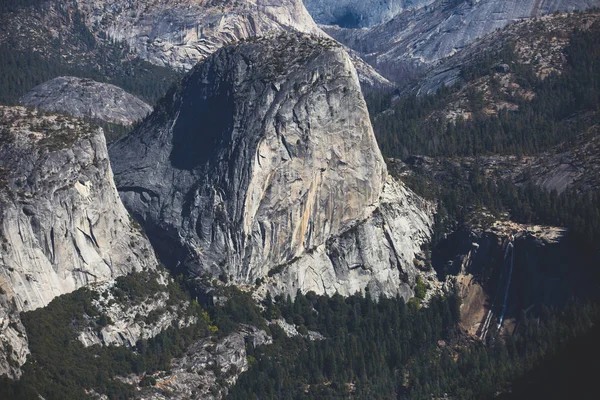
[0,0,391,92]
[260,176,436,299]
[0,106,157,313]
[111,34,433,298]
[77,0,324,71]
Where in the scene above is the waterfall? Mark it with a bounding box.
[480,239,514,340]
[497,242,514,329]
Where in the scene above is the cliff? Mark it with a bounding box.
[110,34,434,300]
[0,106,158,377]
[0,106,157,313]
[77,0,323,71]
[325,0,600,82]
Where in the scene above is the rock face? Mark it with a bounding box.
[326,0,600,82]
[0,106,157,314]
[258,176,436,299]
[80,0,391,88]
[111,34,433,299]
[0,106,158,377]
[0,292,28,379]
[21,77,152,126]
[438,221,599,337]
[303,0,434,27]
[409,10,600,96]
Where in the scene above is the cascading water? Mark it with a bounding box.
[497,242,514,329]
[479,238,515,340]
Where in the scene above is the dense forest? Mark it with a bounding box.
[0,0,45,13]
[399,160,600,249]
[0,42,180,106]
[228,293,598,399]
[367,22,600,249]
[2,275,597,400]
[368,23,600,158]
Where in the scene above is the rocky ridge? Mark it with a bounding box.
[325,0,600,83]
[78,0,323,71]
[0,0,391,91]
[110,34,434,301]
[411,10,600,96]
[399,120,600,196]
[21,77,153,126]
[462,127,600,195]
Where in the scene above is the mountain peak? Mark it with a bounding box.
[111,34,433,298]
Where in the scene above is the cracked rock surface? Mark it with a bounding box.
[0,106,157,313]
[0,106,158,377]
[0,292,28,380]
[0,0,391,94]
[111,34,434,300]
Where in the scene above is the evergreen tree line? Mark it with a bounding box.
[0,0,46,13]
[0,43,181,106]
[405,301,599,399]
[228,292,462,399]
[402,161,600,248]
[0,29,181,107]
[0,1,181,105]
[368,23,600,159]
[0,272,597,399]
[227,291,599,399]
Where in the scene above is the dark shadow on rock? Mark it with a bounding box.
[333,10,363,28]
[169,71,235,171]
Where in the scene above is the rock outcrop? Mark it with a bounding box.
[303,0,434,27]
[326,0,600,82]
[77,270,196,348]
[21,77,152,126]
[438,220,598,337]
[78,0,323,71]
[138,325,272,400]
[111,34,434,300]
[409,10,600,96]
[0,106,157,313]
